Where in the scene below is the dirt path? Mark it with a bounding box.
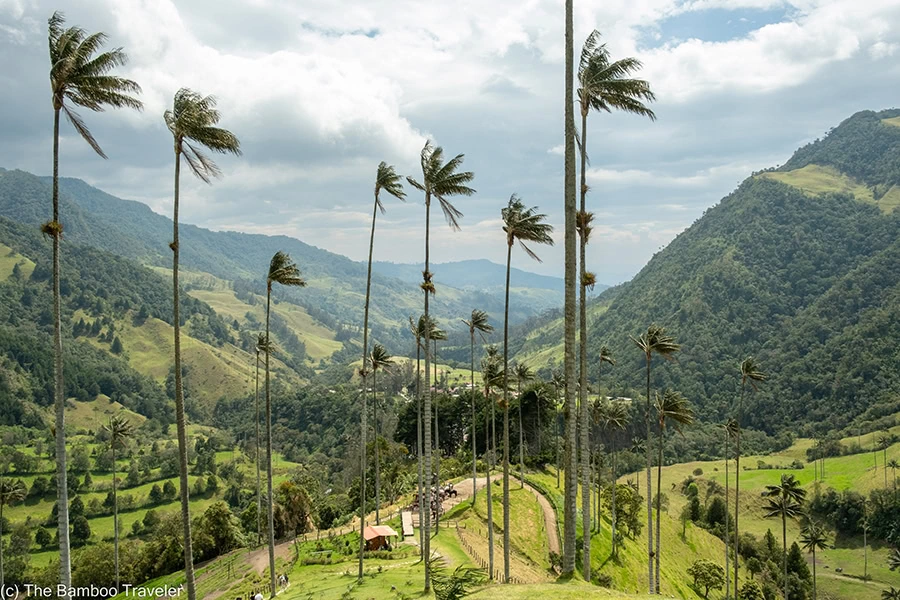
[521,481,560,555]
[246,540,295,574]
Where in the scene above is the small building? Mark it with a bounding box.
[364,525,399,551]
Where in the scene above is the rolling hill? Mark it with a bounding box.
[511,108,900,437]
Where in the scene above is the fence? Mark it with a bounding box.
[454,523,524,585]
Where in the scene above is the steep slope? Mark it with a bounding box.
[513,109,900,436]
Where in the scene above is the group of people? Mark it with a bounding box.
[247,574,289,600]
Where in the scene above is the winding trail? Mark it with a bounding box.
[521,480,560,555]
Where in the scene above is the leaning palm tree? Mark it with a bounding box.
[654,390,694,589]
[359,162,405,575]
[800,520,829,600]
[734,357,766,589]
[254,332,271,548]
[407,141,474,591]
[500,195,554,582]
[102,413,134,588]
[513,363,535,489]
[462,309,493,506]
[562,0,578,577]
[165,87,240,600]
[264,252,305,597]
[370,343,395,525]
[631,325,680,593]
[0,477,26,594]
[47,14,142,590]
[578,32,655,579]
[763,474,807,600]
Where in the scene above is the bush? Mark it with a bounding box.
[692,468,704,476]
[591,569,613,588]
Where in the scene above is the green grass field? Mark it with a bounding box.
[882,116,900,128]
[760,164,900,213]
[0,242,35,281]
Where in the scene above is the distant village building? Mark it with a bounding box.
[363,525,399,551]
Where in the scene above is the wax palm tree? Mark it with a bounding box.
[264,251,305,597]
[763,474,807,600]
[800,520,829,600]
[883,588,900,600]
[47,14,142,590]
[596,398,627,555]
[595,346,616,537]
[358,162,405,575]
[734,357,766,588]
[878,433,891,488]
[562,0,578,576]
[431,323,448,525]
[164,87,240,600]
[500,195,554,582]
[255,332,271,548]
[513,363,535,489]
[408,315,425,555]
[889,459,899,493]
[482,346,504,579]
[102,413,134,588]
[0,477,26,593]
[371,343,395,525]
[654,390,694,588]
[578,32,655,578]
[462,309,493,506]
[551,370,566,489]
[407,141,475,591]
[631,325,680,593]
[723,417,738,599]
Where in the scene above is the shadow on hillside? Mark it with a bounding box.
[832,531,889,551]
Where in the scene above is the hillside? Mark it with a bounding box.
[512,108,900,437]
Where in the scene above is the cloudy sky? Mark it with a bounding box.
[1,0,899,284]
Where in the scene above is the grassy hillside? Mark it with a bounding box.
[0,241,35,281]
[760,165,900,213]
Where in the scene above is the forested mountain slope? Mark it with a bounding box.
[513,108,900,436]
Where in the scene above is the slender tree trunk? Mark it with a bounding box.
[863,522,867,578]
[265,286,276,598]
[51,106,72,599]
[556,399,560,489]
[502,242,512,583]
[416,343,424,558]
[422,192,433,591]
[435,394,440,533]
[725,428,730,600]
[471,332,478,507]
[492,380,497,470]
[537,395,542,455]
[612,449,618,557]
[562,0,578,576]
[113,443,119,588]
[359,192,379,576]
[518,378,525,490]
[0,494,4,594]
[171,147,196,600]
[782,515,787,600]
[812,547,817,600]
[645,359,654,594]
[486,389,494,579]
[578,106,592,581]
[256,352,262,548]
[374,372,381,525]
[734,379,745,591]
[656,424,663,593]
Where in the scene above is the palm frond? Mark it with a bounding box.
[267,251,307,288]
[62,105,105,158]
[502,194,555,263]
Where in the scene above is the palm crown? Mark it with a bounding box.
[164,88,242,183]
[596,399,629,431]
[0,478,27,507]
[407,141,476,231]
[740,357,767,390]
[763,474,807,519]
[256,332,274,356]
[48,12,143,158]
[578,30,656,120]
[369,343,394,374]
[501,195,555,262]
[632,324,680,362]
[514,363,534,385]
[462,309,494,341]
[267,251,306,291]
[799,520,829,554]
[599,345,615,368]
[655,390,694,433]
[375,162,407,212]
[102,414,134,450]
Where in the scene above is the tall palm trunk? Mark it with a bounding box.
[725,429,730,600]
[171,148,197,600]
[113,442,119,587]
[562,0,578,576]
[502,243,512,583]
[0,487,4,593]
[416,344,424,557]
[422,193,434,591]
[782,514,788,600]
[611,448,618,556]
[485,389,494,579]
[434,395,440,533]
[655,425,663,593]
[51,106,72,597]
[359,192,379,575]
[645,360,654,594]
[256,351,262,548]
[811,546,817,600]
[374,373,381,525]
[518,378,524,489]
[556,399,561,489]
[265,287,276,598]
[734,379,745,590]
[579,106,592,581]
[471,332,478,506]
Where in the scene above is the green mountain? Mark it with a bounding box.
[513,108,900,437]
